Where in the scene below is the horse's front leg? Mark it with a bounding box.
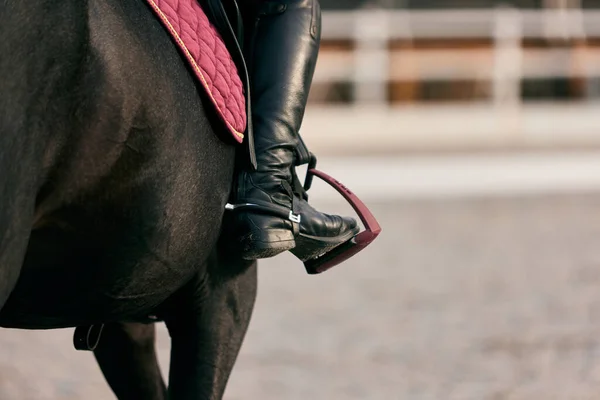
[163,255,257,400]
[94,322,167,400]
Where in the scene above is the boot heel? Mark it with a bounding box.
[239,237,295,260]
[233,212,296,260]
[238,229,296,260]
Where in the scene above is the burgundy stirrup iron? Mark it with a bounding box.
[302,156,381,274]
[226,156,381,274]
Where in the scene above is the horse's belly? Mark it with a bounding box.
[0,256,175,330]
[0,210,213,329]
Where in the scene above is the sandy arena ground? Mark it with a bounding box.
[3,189,600,399]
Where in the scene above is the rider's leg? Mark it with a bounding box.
[232,0,359,261]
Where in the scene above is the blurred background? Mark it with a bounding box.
[4,0,600,399]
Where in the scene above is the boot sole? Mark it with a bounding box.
[290,226,361,262]
[238,229,296,261]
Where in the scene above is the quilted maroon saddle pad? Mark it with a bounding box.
[146,0,246,142]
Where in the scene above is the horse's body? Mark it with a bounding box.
[0,0,256,398]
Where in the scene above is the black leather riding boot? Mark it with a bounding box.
[231,0,359,261]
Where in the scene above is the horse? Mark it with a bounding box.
[0,0,257,398]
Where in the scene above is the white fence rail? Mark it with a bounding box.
[302,9,600,153]
[321,9,595,40]
[317,8,600,105]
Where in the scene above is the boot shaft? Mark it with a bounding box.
[245,0,321,163]
[235,0,321,206]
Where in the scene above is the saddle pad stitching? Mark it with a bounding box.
[146,0,245,141]
[152,0,244,131]
[151,0,246,138]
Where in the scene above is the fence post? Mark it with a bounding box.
[352,9,390,106]
[493,6,522,108]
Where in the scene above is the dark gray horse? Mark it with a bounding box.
[0,0,257,398]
